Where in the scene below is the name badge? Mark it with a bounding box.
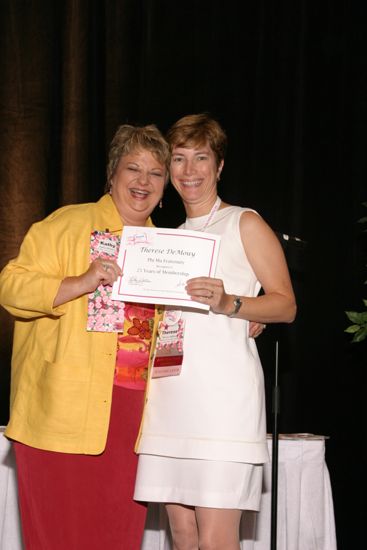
[152,309,185,378]
[87,231,124,332]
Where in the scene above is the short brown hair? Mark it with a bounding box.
[166,113,227,167]
[105,124,170,192]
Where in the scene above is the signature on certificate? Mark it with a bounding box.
[128,276,152,286]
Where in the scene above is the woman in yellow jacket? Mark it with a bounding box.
[0,123,169,550]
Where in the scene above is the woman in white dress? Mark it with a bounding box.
[134,114,297,549]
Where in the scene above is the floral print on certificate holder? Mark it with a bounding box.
[86,231,125,332]
[114,303,155,390]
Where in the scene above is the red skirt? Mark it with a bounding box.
[14,385,146,550]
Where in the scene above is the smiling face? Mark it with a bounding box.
[110,148,166,225]
[170,142,223,216]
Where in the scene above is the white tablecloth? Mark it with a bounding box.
[0,430,337,550]
[142,435,337,550]
[0,428,23,550]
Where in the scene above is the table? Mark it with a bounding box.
[0,428,23,550]
[0,430,337,550]
[141,435,337,550]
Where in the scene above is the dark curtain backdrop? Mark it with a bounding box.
[0,1,366,548]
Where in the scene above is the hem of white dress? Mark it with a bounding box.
[134,488,261,511]
[137,435,270,464]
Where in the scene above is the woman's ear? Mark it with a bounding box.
[217,160,224,181]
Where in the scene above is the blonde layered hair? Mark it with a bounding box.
[105,124,170,192]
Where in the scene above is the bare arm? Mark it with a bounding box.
[53,259,122,307]
[185,211,296,323]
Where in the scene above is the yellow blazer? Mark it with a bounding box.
[0,194,158,454]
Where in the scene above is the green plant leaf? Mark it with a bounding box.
[345,311,367,323]
[345,324,361,334]
[345,201,367,344]
[352,326,367,343]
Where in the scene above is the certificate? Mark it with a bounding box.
[111,226,221,310]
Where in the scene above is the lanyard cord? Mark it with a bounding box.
[184,196,221,232]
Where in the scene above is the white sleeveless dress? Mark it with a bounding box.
[134,206,269,510]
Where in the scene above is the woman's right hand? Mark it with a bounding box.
[53,259,122,308]
[79,259,122,294]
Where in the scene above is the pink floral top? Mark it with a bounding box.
[113,303,155,390]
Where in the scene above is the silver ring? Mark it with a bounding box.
[263,324,267,329]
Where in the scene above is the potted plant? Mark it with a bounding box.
[345,202,367,343]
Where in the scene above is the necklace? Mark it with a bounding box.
[184,196,221,232]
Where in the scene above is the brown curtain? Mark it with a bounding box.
[0,2,157,409]
[0,2,92,254]
[0,3,96,403]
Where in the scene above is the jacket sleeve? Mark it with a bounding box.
[0,218,68,319]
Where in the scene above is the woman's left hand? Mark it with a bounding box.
[248,321,266,338]
[185,277,267,337]
[185,277,231,315]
